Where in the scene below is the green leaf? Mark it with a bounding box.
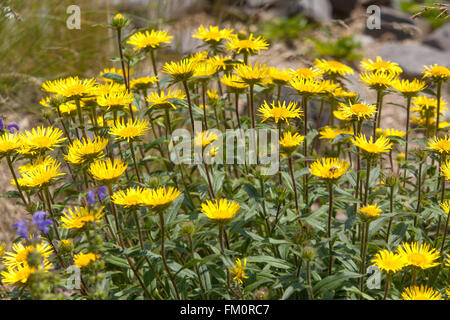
[0,190,21,198]
[312,272,361,294]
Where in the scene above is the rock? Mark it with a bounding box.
[423,22,450,51]
[361,0,391,6]
[364,6,430,40]
[157,0,208,21]
[329,0,359,19]
[276,0,332,22]
[377,43,450,77]
[170,29,204,55]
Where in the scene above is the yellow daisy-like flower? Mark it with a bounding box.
[268,67,292,85]
[111,187,148,208]
[193,62,218,79]
[194,130,217,148]
[319,126,354,143]
[258,100,302,124]
[440,159,450,180]
[221,74,249,91]
[412,95,447,112]
[291,67,323,80]
[234,62,269,85]
[309,158,350,181]
[42,76,97,99]
[142,186,181,210]
[109,118,150,142]
[360,204,382,220]
[207,55,238,72]
[192,25,234,44]
[392,78,426,96]
[314,59,354,77]
[58,101,78,115]
[20,126,66,154]
[92,82,127,96]
[3,242,53,269]
[1,261,52,285]
[401,285,442,300]
[440,200,450,215]
[229,258,248,284]
[226,33,269,56]
[337,102,376,121]
[17,157,56,176]
[279,131,304,155]
[427,136,450,156]
[397,242,440,269]
[61,206,104,229]
[89,158,128,184]
[129,76,158,91]
[162,58,196,82]
[207,89,218,100]
[65,136,109,165]
[15,160,66,189]
[332,88,358,99]
[376,128,405,138]
[146,88,186,110]
[371,249,407,274]
[352,134,392,155]
[126,30,172,51]
[360,71,396,90]
[422,64,450,82]
[190,50,209,64]
[320,80,340,95]
[360,56,403,74]
[201,198,240,223]
[0,132,21,158]
[96,90,134,111]
[74,252,100,268]
[289,77,326,96]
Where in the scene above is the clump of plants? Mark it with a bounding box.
[0,13,449,300]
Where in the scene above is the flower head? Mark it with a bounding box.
[440,159,450,180]
[3,242,52,269]
[126,30,172,51]
[112,187,148,208]
[194,130,217,148]
[268,67,292,85]
[89,158,128,184]
[15,160,66,189]
[146,88,186,110]
[401,285,442,300]
[360,56,402,74]
[279,132,304,155]
[337,102,376,121]
[422,64,450,82]
[129,76,158,91]
[20,126,66,154]
[360,71,396,90]
[162,58,196,83]
[0,132,20,158]
[32,211,52,234]
[193,25,234,45]
[109,118,150,142]
[319,126,353,143]
[258,100,302,124]
[221,74,249,91]
[61,206,104,229]
[314,59,354,77]
[392,78,426,96]
[397,242,440,269]
[201,198,240,223]
[289,77,326,96]
[309,158,350,181]
[234,62,269,86]
[291,67,323,80]
[65,136,109,165]
[352,134,392,155]
[226,33,268,56]
[96,90,134,111]
[427,136,450,156]
[74,252,100,268]
[42,76,96,99]
[229,258,248,284]
[359,204,382,221]
[371,249,407,274]
[142,186,181,211]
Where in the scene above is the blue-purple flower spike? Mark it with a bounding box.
[32,211,53,234]
[97,186,108,200]
[12,218,29,240]
[87,190,96,205]
[6,123,19,133]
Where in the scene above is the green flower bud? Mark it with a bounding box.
[300,246,317,262]
[253,287,270,300]
[180,221,195,236]
[27,249,43,269]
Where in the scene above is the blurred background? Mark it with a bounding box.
[0,0,449,242]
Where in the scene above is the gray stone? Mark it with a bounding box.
[364,5,430,40]
[377,42,450,77]
[277,0,332,22]
[423,22,450,51]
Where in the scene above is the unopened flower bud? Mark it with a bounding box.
[300,246,317,262]
[180,221,195,236]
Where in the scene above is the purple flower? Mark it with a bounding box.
[12,218,29,240]
[0,118,4,131]
[97,186,108,200]
[87,190,96,205]
[6,123,19,133]
[32,211,52,234]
